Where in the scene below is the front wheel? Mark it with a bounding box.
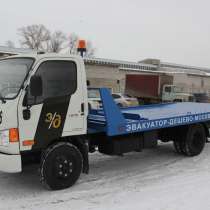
[40,142,83,190]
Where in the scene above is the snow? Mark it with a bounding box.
[1,142,210,210]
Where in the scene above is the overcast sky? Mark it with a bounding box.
[1,0,210,67]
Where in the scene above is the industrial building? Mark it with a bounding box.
[1,46,210,94]
[84,57,210,94]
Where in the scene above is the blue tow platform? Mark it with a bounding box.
[88,88,210,136]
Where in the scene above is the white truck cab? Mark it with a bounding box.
[0,54,88,176]
[162,84,194,102]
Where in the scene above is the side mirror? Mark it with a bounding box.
[30,75,43,97]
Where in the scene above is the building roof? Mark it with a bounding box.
[139,58,210,74]
[84,57,157,71]
[0,46,35,54]
[161,62,210,74]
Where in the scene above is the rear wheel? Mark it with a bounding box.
[40,142,83,190]
[173,124,206,156]
[173,139,184,154]
[173,126,187,155]
[184,124,206,156]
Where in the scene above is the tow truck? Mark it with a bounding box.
[0,52,210,190]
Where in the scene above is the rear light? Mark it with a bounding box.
[23,140,35,146]
[9,128,19,143]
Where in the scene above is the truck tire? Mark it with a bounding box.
[173,139,184,154]
[40,142,83,190]
[183,124,206,156]
[173,127,187,155]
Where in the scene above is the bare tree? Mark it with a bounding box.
[49,31,66,53]
[68,33,79,54]
[18,24,96,56]
[5,40,15,48]
[18,24,51,51]
[86,41,95,57]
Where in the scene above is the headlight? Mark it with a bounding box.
[0,130,9,146]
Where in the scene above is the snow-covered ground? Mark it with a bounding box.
[1,142,210,210]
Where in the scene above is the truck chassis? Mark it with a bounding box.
[38,88,210,190]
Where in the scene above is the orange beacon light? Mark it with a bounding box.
[77,40,87,57]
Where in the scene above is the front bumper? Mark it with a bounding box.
[0,153,21,173]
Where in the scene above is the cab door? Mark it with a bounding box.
[18,58,85,151]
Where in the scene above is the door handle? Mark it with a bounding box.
[81,103,84,115]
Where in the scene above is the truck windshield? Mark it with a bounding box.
[0,58,34,99]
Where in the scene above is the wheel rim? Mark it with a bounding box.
[54,155,74,179]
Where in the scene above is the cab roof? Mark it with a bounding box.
[1,53,83,61]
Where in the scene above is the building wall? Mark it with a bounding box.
[85,64,157,93]
[173,73,210,94]
[85,64,210,95]
[85,64,124,92]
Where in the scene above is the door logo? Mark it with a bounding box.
[45,112,62,129]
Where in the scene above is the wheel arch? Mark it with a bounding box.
[69,136,89,174]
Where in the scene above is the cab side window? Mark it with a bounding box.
[35,60,77,103]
